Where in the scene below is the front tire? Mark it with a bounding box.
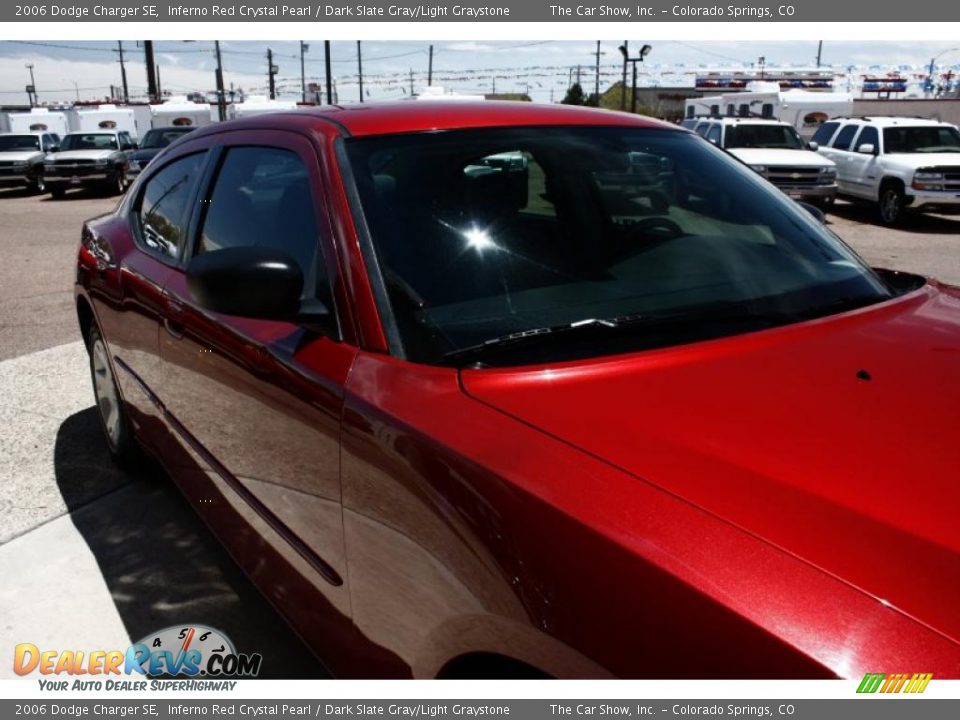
[49,185,65,199]
[29,174,46,195]
[88,326,136,465]
[878,183,905,225]
[108,169,126,196]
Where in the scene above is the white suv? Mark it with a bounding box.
[812,116,960,225]
[692,117,838,208]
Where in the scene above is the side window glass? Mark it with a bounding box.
[137,153,205,260]
[707,125,722,144]
[811,121,839,146]
[197,147,322,300]
[832,125,858,151]
[855,126,879,152]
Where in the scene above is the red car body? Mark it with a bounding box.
[74,102,960,678]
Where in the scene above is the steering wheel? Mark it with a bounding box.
[627,217,686,241]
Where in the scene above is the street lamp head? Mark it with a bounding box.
[618,45,628,60]
[640,44,653,59]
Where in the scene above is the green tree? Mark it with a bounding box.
[561,83,585,106]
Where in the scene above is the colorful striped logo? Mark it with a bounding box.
[857,673,933,694]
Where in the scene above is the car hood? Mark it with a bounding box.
[883,152,960,169]
[0,150,42,162]
[729,148,834,168]
[461,282,960,645]
[49,149,116,162]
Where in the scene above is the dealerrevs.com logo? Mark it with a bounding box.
[856,673,933,694]
[14,624,262,684]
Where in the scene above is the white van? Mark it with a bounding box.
[149,96,213,129]
[74,104,140,142]
[227,96,298,119]
[5,108,70,137]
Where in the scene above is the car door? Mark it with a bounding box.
[824,123,859,194]
[156,130,356,653]
[91,149,208,450]
[847,125,882,199]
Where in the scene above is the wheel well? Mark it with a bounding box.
[436,653,552,679]
[76,296,95,350]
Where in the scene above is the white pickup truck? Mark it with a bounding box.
[692,117,838,209]
[812,116,960,224]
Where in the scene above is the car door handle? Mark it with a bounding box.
[163,296,185,339]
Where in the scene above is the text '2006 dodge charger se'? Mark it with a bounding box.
[75,101,960,679]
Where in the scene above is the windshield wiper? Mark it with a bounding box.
[440,304,789,366]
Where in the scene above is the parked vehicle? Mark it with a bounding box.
[692,117,838,206]
[76,102,960,679]
[0,131,59,193]
[45,130,136,198]
[813,116,960,224]
[685,82,854,139]
[124,126,195,181]
[72,104,141,142]
[3,107,71,137]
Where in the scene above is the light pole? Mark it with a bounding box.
[927,47,958,97]
[618,44,651,114]
[300,41,309,103]
[25,63,36,106]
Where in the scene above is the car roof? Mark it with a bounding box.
[186,101,677,139]
[695,117,789,126]
[831,116,954,128]
[0,131,45,136]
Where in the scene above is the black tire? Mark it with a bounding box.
[108,169,127,196]
[49,185,66,199]
[878,182,905,225]
[29,173,46,195]
[812,196,835,212]
[87,326,137,466]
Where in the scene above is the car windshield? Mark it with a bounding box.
[345,126,892,366]
[0,135,41,152]
[883,126,960,153]
[60,133,118,151]
[140,128,191,149]
[725,124,805,150]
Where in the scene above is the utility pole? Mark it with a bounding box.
[357,41,364,102]
[428,44,434,86]
[300,41,308,103]
[155,65,161,100]
[267,48,277,99]
[324,41,333,105]
[592,41,604,107]
[816,41,823,68]
[25,63,36,106]
[620,40,628,110]
[576,65,582,86]
[144,40,158,103]
[409,68,414,96]
[215,40,226,121]
[117,41,129,103]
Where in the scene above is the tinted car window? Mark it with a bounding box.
[61,133,119,151]
[706,125,722,144]
[831,125,858,151]
[725,124,804,150]
[0,135,41,151]
[811,121,839,146]
[855,126,879,152]
[141,128,193,149]
[197,147,321,299]
[346,127,891,365]
[883,125,960,153]
[137,153,205,259]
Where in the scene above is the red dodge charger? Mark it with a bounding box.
[75,101,960,678]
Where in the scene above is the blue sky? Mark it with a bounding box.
[1,40,958,104]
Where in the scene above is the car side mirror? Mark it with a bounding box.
[796,201,827,225]
[187,247,311,320]
[857,143,876,155]
[807,141,819,151]
[123,142,137,151]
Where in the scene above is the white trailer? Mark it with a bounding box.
[227,96,298,119]
[685,82,854,139]
[73,104,140,140]
[4,108,70,137]
[149,96,213,129]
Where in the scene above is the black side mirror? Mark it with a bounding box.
[187,247,307,319]
[47,145,60,153]
[796,201,827,225]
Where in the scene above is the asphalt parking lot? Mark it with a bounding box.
[1,186,958,679]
